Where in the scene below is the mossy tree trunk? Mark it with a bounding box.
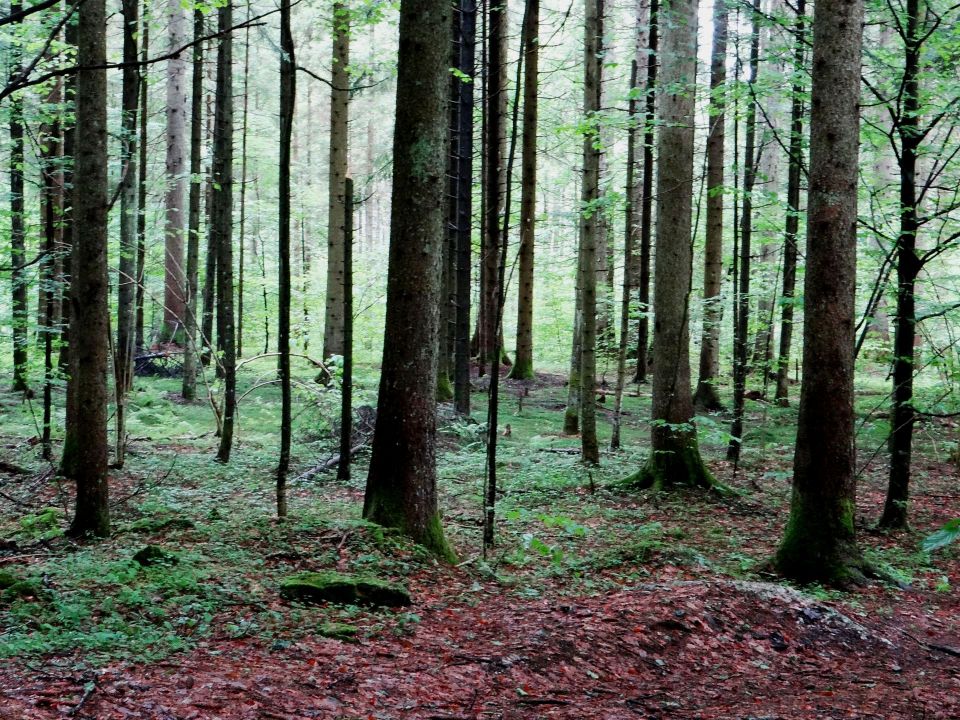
[624,0,714,491]
[775,0,867,585]
[69,0,111,537]
[363,0,455,563]
[693,0,727,413]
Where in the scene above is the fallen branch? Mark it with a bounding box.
[298,443,368,481]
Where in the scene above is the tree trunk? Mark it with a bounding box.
[115,0,140,468]
[363,0,455,562]
[633,0,657,384]
[775,0,867,585]
[693,0,727,412]
[182,9,205,402]
[727,0,760,463]
[323,1,350,360]
[624,0,714,490]
[508,0,539,381]
[8,1,28,392]
[578,0,602,465]
[135,12,149,352]
[213,0,236,463]
[563,290,582,434]
[68,0,110,537]
[161,0,188,343]
[774,0,806,407]
[237,9,251,359]
[338,180,354,482]
[880,0,921,531]
[277,0,296,515]
[453,0,477,415]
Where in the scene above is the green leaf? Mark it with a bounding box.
[922,518,960,553]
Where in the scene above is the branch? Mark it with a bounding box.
[0,0,60,26]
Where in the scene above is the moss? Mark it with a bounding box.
[280,571,411,607]
[436,374,454,402]
[1,579,43,604]
[0,571,19,590]
[775,490,867,587]
[317,622,359,641]
[419,512,457,564]
[507,359,535,381]
[133,545,178,567]
[621,443,718,491]
[366,489,456,563]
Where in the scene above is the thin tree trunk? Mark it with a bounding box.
[115,0,140,468]
[578,0,602,465]
[363,0,455,562]
[453,0,476,416]
[135,12,149,351]
[214,0,236,463]
[509,0,539,381]
[563,290,582,434]
[323,1,350,360]
[69,0,110,537]
[237,5,251,359]
[182,9,205,402]
[775,0,866,585]
[624,0,714,490]
[633,0,657,384]
[277,0,295,514]
[727,0,760,464]
[693,0,727,412]
[8,1,28,392]
[337,180,354,482]
[774,0,806,407]
[161,0,188,342]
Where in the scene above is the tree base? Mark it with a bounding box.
[622,442,717,491]
[563,410,579,435]
[506,359,534,381]
[366,500,457,564]
[693,381,725,413]
[436,375,454,402]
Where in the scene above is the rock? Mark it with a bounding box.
[133,545,178,567]
[280,571,411,607]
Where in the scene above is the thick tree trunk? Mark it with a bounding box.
[277,0,295,515]
[508,0,539,381]
[69,0,110,537]
[880,0,921,531]
[213,1,236,463]
[453,0,476,415]
[182,10,205,402]
[161,0,188,343]
[323,2,350,360]
[775,0,867,585]
[578,0,602,465]
[727,0,760,463]
[633,0,657,384]
[774,0,806,407]
[363,0,455,561]
[624,0,714,490]
[115,0,140,468]
[693,0,727,412]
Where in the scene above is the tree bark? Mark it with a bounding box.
[624,0,714,490]
[135,12,149,352]
[68,0,110,537]
[323,1,350,360]
[775,0,867,584]
[508,0,539,381]
[693,0,727,412]
[8,0,28,392]
[213,0,236,463]
[161,0,188,343]
[363,0,455,562]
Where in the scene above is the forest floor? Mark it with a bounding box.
[0,363,958,719]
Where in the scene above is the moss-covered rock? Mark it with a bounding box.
[318,622,359,641]
[0,570,19,589]
[133,545,179,567]
[280,571,411,607]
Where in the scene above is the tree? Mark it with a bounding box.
[623,0,715,490]
[508,0,539,381]
[775,0,867,584]
[135,8,149,353]
[68,0,110,537]
[578,0,602,465]
[114,0,140,468]
[277,0,295,516]
[213,0,236,463]
[8,0,28,392]
[323,1,350,361]
[693,0,727,412]
[363,0,455,561]
[161,0,188,343]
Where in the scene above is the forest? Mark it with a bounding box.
[0,0,959,714]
